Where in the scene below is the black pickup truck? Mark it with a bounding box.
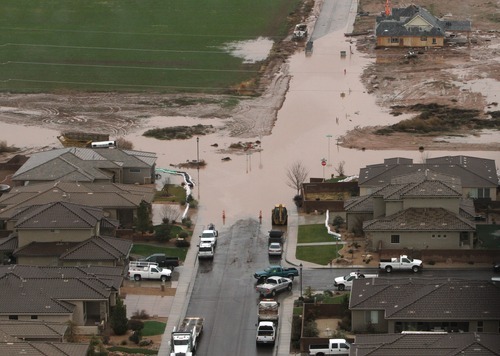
[139,253,180,270]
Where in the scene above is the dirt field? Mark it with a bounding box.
[1,1,498,153]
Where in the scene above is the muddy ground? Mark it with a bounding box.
[0,0,499,153]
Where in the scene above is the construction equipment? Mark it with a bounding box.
[271,204,288,225]
[57,132,109,148]
[292,23,308,41]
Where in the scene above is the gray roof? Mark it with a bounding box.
[0,235,18,252]
[12,147,156,183]
[12,201,103,230]
[352,333,500,356]
[359,156,498,188]
[0,340,89,356]
[350,278,500,321]
[376,5,471,37]
[59,236,132,261]
[0,181,154,220]
[363,207,476,232]
[0,320,67,340]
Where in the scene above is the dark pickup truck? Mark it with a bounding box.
[139,253,180,270]
[268,230,284,245]
[254,265,299,282]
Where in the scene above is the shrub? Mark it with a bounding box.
[131,310,150,320]
[178,231,188,239]
[110,297,128,336]
[129,330,142,344]
[120,340,127,346]
[176,239,190,248]
[303,320,319,337]
[128,319,144,332]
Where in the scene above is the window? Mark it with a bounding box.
[477,321,483,332]
[365,310,379,324]
[390,38,399,43]
[129,168,140,173]
[8,315,18,320]
[31,315,38,320]
[421,36,427,41]
[432,38,437,44]
[391,235,400,244]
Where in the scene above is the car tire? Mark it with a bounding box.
[287,283,292,291]
[338,284,345,291]
[134,275,141,281]
[412,265,420,273]
[385,266,392,273]
[161,275,169,282]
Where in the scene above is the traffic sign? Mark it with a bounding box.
[321,160,326,167]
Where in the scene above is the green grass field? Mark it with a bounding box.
[1,0,301,93]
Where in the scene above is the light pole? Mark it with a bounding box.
[326,134,332,167]
[196,137,200,166]
[299,263,303,300]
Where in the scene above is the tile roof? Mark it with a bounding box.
[59,236,132,261]
[0,340,89,356]
[12,201,103,229]
[359,156,498,188]
[0,320,67,340]
[0,181,154,219]
[352,333,500,356]
[363,207,476,232]
[14,241,79,257]
[0,234,18,251]
[350,278,500,321]
[12,147,156,183]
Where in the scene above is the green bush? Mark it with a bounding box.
[127,319,144,332]
[110,297,128,336]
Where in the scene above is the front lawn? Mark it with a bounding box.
[297,224,337,243]
[296,245,341,266]
[142,321,166,337]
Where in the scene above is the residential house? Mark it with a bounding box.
[375,4,472,48]
[11,147,157,186]
[0,264,125,334]
[0,201,131,266]
[300,180,359,214]
[358,156,498,200]
[350,332,500,356]
[346,170,476,250]
[349,277,500,334]
[0,181,155,228]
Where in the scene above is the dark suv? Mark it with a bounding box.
[140,253,180,270]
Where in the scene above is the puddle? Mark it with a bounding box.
[222,37,274,64]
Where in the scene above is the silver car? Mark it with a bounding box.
[268,242,283,256]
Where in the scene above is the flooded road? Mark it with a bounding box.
[0,0,498,233]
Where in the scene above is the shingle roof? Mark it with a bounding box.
[359,156,497,188]
[12,201,103,229]
[350,278,500,321]
[363,207,476,232]
[376,5,471,37]
[352,333,500,356]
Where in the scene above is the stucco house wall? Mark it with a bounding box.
[368,230,463,250]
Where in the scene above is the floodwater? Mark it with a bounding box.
[1,4,499,231]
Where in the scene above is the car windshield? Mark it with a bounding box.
[269,243,280,249]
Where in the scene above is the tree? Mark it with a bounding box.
[286,161,309,196]
[136,201,151,235]
[161,204,181,225]
[110,297,128,336]
[335,160,346,177]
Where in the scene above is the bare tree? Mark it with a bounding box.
[335,160,346,177]
[286,161,309,196]
[116,137,134,150]
[161,204,181,224]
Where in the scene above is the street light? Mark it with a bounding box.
[299,263,303,300]
[196,137,200,166]
[326,134,332,167]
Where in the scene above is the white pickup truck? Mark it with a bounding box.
[309,338,350,355]
[200,227,218,247]
[256,321,276,345]
[333,271,378,291]
[379,255,423,273]
[128,261,172,282]
[255,276,293,297]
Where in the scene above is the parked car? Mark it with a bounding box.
[139,253,180,270]
[494,263,500,273]
[268,242,283,257]
[255,276,293,297]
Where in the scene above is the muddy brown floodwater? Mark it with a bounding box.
[1,4,499,231]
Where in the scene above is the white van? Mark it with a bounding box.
[198,242,214,259]
[91,140,116,148]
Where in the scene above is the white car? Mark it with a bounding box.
[268,242,283,256]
